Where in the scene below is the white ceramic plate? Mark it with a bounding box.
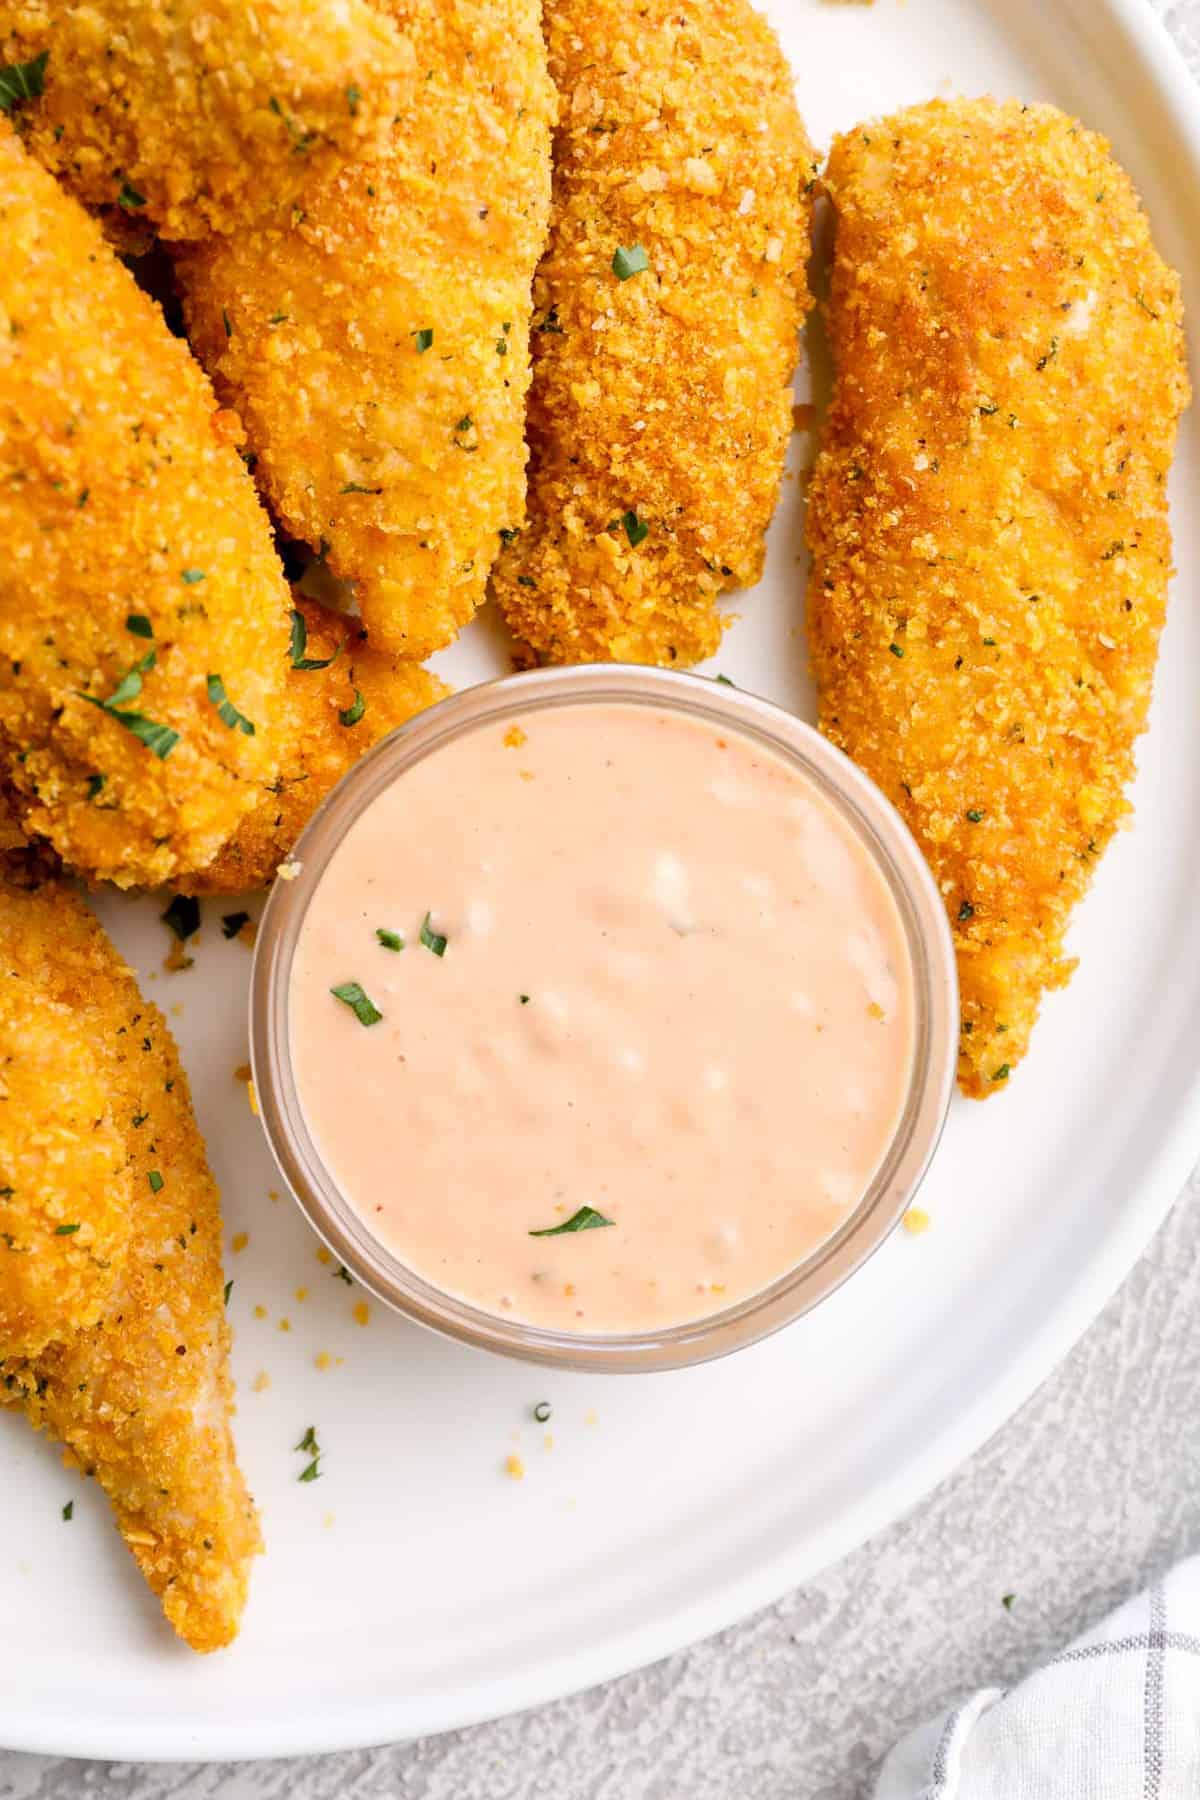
[2,0,1198,1761]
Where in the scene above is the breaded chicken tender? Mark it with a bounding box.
[491,0,813,667]
[806,99,1189,1097]
[0,123,292,889]
[0,880,260,1652]
[190,597,449,892]
[0,0,417,240]
[0,985,131,1358]
[177,0,554,659]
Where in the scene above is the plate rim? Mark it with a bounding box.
[5,0,1199,1763]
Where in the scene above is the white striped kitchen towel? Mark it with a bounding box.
[876,1558,1200,1797]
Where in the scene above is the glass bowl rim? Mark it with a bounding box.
[249,663,959,1373]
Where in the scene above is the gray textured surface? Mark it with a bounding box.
[3,4,1198,1795]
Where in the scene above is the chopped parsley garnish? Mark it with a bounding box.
[207,673,255,735]
[114,716,179,758]
[612,243,649,281]
[0,50,48,112]
[889,642,904,658]
[333,1264,353,1285]
[222,308,233,339]
[289,608,340,670]
[330,981,382,1026]
[413,327,434,352]
[1036,336,1059,372]
[455,414,474,433]
[533,1401,552,1423]
[991,1064,1010,1082]
[1001,1593,1016,1611]
[295,1424,322,1483]
[221,910,251,940]
[419,912,447,956]
[117,181,147,212]
[714,673,735,686]
[126,613,154,638]
[376,927,405,952]
[62,1499,74,1521]
[519,993,530,1005]
[224,1279,233,1307]
[108,648,155,708]
[622,510,648,548]
[339,688,365,727]
[496,335,508,356]
[148,1170,164,1193]
[180,568,205,584]
[346,82,362,115]
[966,809,985,823]
[54,1223,81,1236]
[86,773,106,799]
[76,653,179,759]
[162,894,200,941]
[958,901,975,922]
[529,1206,614,1237]
[340,481,382,495]
[537,305,564,334]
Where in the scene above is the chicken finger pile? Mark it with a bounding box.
[0,0,1189,1668]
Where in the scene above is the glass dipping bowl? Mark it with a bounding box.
[250,664,958,1373]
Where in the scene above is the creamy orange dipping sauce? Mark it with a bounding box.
[289,702,915,1334]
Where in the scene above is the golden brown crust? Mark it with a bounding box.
[0,0,418,240]
[806,99,1190,1096]
[0,984,131,1357]
[0,123,292,889]
[177,0,554,659]
[189,597,449,893]
[0,880,260,1652]
[490,0,814,667]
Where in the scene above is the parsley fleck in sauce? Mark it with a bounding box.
[290,705,915,1333]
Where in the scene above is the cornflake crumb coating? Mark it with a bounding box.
[492,0,814,667]
[0,881,260,1652]
[0,980,131,1358]
[189,597,450,893]
[806,99,1189,1096]
[178,0,555,659]
[0,0,418,239]
[0,124,292,889]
